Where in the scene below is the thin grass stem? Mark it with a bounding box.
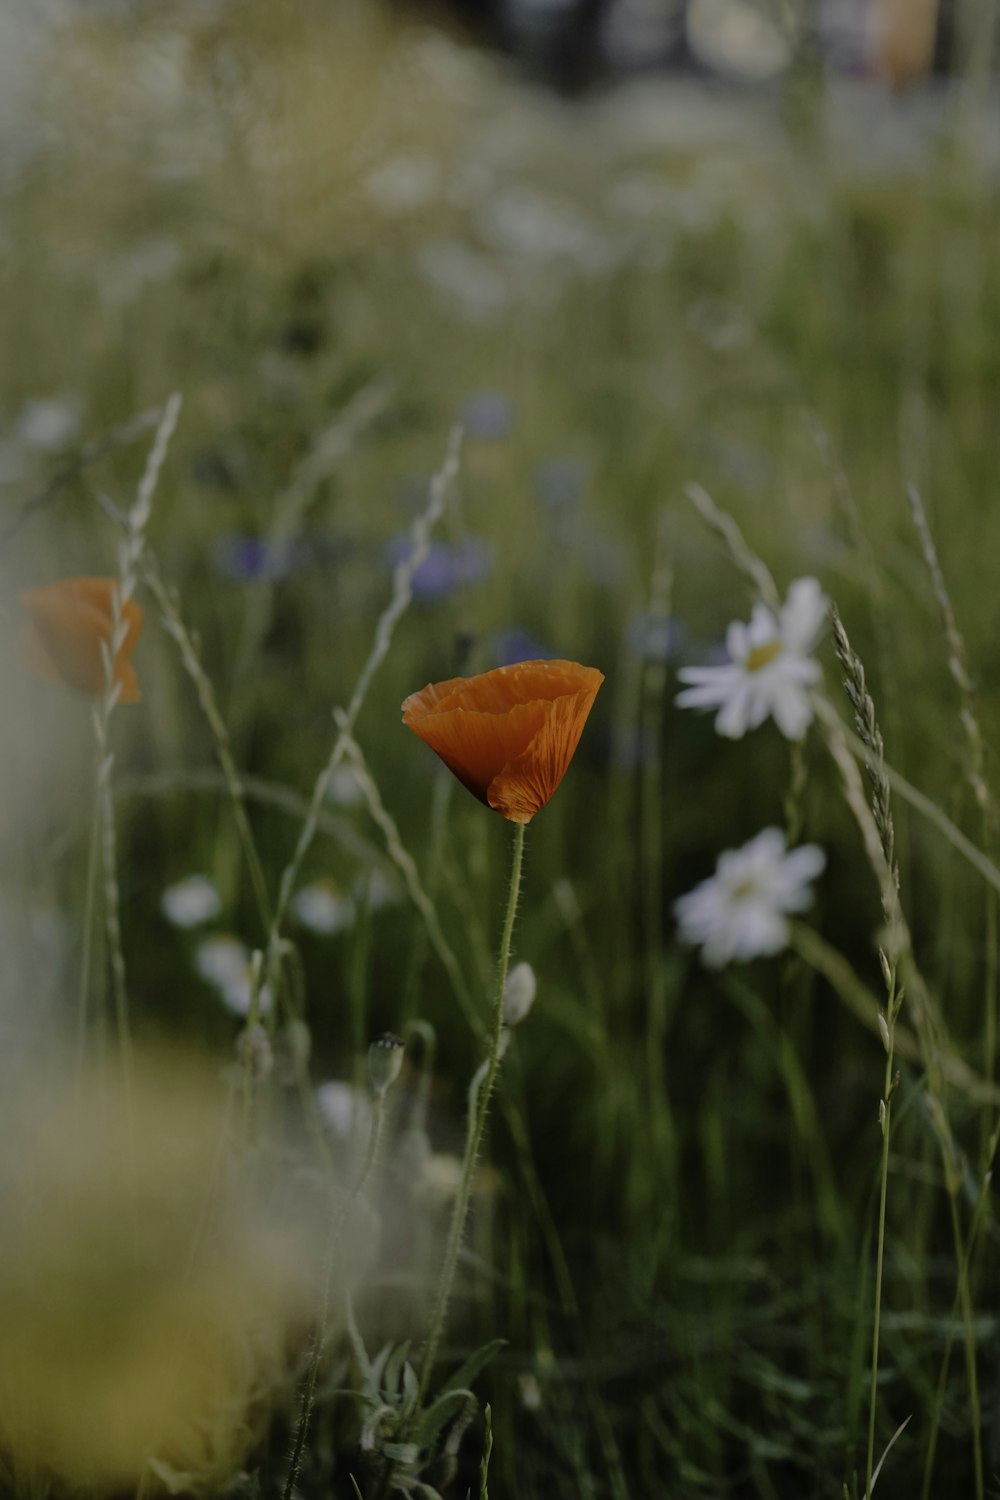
[76,786,102,1075]
[96,721,134,1115]
[267,428,462,975]
[142,556,273,936]
[866,1019,896,1500]
[333,713,480,1038]
[947,1188,984,1500]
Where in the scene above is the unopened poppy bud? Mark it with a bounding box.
[502,962,537,1027]
[368,1032,405,1096]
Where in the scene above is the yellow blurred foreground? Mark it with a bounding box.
[0,1053,320,1493]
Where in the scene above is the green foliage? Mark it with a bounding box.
[5,4,1000,1499]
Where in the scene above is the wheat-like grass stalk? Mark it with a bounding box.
[824,610,983,1500]
[331,712,479,1036]
[86,394,182,1107]
[684,482,780,610]
[269,427,462,940]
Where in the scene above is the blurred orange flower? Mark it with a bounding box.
[402,659,604,824]
[20,577,143,703]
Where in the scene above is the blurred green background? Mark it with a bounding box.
[3,1,1000,1495]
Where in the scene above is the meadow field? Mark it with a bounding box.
[3,4,1000,1497]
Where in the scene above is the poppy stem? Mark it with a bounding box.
[414,820,526,1410]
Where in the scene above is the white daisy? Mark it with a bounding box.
[674,828,825,968]
[676,577,828,741]
[161,874,221,929]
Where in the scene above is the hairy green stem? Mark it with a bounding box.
[415,821,526,1408]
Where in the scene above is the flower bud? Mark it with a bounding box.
[502,962,537,1027]
[368,1032,405,1096]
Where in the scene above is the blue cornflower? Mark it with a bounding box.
[213,534,305,582]
[457,390,517,439]
[385,534,494,603]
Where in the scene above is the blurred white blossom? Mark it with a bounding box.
[674,828,825,967]
[676,577,828,740]
[289,880,355,936]
[416,1152,464,1208]
[415,239,508,323]
[194,935,272,1018]
[326,764,366,807]
[353,867,403,913]
[316,1080,372,1143]
[365,154,441,214]
[503,961,537,1027]
[161,874,221,929]
[17,395,81,452]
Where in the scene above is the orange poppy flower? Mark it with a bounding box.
[402,659,604,824]
[20,577,143,703]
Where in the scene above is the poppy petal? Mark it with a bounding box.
[405,700,549,805]
[403,660,603,822]
[487,686,601,823]
[20,579,143,701]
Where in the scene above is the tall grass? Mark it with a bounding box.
[3,3,1000,1496]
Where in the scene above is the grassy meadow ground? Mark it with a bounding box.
[3,3,1000,1496]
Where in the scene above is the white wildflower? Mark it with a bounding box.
[502,962,537,1027]
[316,1080,372,1143]
[161,874,221,929]
[353,867,403,913]
[519,1372,543,1411]
[416,1152,464,1209]
[17,395,81,452]
[218,974,273,1020]
[289,880,355,936]
[326,764,366,808]
[415,239,508,324]
[676,577,828,741]
[194,934,248,989]
[674,828,825,968]
[194,934,272,1018]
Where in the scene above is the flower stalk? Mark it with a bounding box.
[415,820,526,1407]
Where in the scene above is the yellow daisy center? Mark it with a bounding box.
[745,639,783,673]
